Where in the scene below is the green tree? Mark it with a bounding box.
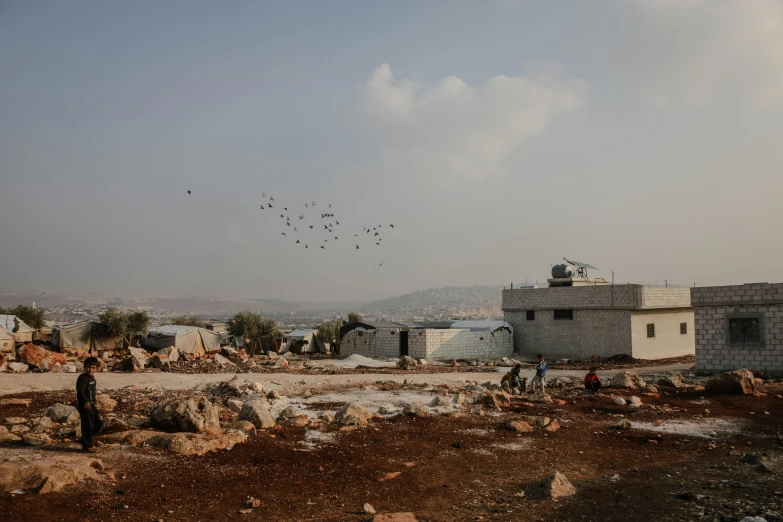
[168,316,205,328]
[346,312,363,323]
[227,311,280,355]
[96,308,150,348]
[0,304,45,329]
[316,319,342,344]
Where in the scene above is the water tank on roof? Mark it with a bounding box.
[552,264,574,279]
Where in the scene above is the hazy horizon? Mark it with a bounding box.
[2,0,782,301]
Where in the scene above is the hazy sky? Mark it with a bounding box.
[2,0,782,301]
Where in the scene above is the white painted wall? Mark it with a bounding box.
[630,309,695,359]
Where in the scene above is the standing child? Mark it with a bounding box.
[584,367,602,393]
[529,354,548,394]
[76,357,102,452]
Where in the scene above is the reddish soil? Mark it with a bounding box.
[548,354,697,371]
[1,384,782,522]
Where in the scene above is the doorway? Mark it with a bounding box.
[399,331,409,357]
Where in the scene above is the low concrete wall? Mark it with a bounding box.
[408,329,512,361]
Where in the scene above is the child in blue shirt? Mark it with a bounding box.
[529,354,548,394]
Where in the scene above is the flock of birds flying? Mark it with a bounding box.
[189,189,393,266]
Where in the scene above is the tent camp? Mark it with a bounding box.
[51,321,124,355]
[144,325,221,359]
[0,315,35,343]
[283,329,325,354]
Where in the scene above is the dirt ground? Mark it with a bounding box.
[1,380,782,522]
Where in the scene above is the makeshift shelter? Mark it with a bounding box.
[0,326,14,354]
[0,314,35,343]
[283,329,322,354]
[144,325,221,359]
[51,321,124,355]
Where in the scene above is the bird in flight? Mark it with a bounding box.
[320,246,325,249]
[379,263,383,266]
[353,234,358,237]
[374,232,379,236]
[356,245,359,249]
[311,201,316,206]
[305,203,308,208]
[284,207,288,212]
[324,239,328,242]
[286,222,290,227]
[294,228,297,231]
[305,245,308,248]
[260,205,264,210]
[309,226,313,229]
[296,240,300,244]
[280,214,284,218]
[324,225,328,230]
[282,233,286,236]
[376,242,380,246]
[389,224,394,228]
[262,192,266,197]
[268,203,273,208]
[270,197,274,201]
[334,236,338,240]
[328,203,332,208]
[299,215,304,220]
[187,190,191,195]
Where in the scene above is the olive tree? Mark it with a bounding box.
[346,312,363,323]
[96,307,150,349]
[227,311,280,356]
[168,316,205,328]
[0,305,45,329]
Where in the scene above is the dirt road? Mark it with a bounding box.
[0,363,692,394]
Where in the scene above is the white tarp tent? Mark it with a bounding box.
[0,314,35,343]
[144,325,221,359]
[283,328,324,354]
[51,321,124,354]
[0,326,14,354]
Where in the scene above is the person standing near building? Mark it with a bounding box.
[529,354,548,394]
[76,357,103,452]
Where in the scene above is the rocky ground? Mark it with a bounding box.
[0,369,781,522]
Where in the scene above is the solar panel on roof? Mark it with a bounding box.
[564,258,601,270]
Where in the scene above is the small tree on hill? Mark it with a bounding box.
[227,311,280,356]
[0,304,45,329]
[96,308,150,349]
[346,312,363,323]
[169,316,205,328]
[316,320,341,344]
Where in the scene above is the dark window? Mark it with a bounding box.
[728,317,761,344]
[526,310,535,321]
[553,309,574,320]
[680,323,687,335]
[646,324,655,338]
[357,331,364,337]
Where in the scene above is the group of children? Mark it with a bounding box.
[501,354,603,395]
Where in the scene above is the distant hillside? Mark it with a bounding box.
[360,285,503,320]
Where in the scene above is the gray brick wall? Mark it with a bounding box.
[691,284,783,377]
[408,329,512,360]
[505,309,632,360]
[502,285,691,312]
[340,328,402,359]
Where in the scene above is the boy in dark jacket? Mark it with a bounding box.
[76,357,102,452]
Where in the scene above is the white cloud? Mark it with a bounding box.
[619,0,783,107]
[357,63,585,178]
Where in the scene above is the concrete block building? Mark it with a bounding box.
[502,284,695,360]
[339,320,513,361]
[691,283,783,377]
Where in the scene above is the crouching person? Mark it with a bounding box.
[76,357,103,452]
[501,363,527,394]
[584,367,602,393]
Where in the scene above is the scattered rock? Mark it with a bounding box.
[3,417,28,426]
[17,344,66,368]
[478,391,512,409]
[502,420,534,433]
[0,452,106,494]
[273,357,289,369]
[612,419,633,430]
[22,433,54,446]
[544,419,561,432]
[0,426,22,442]
[61,364,77,373]
[127,347,151,368]
[222,420,256,433]
[158,346,180,363]
[149,353,170,371]
[8,362,29,373]
[32,417,53,433]
[148,431,247,456]
[429,396,452,407]
[277,406,301,420]
[226,399,244,414]
[377,471,401,482]
[705,369,757,395]
[50,362,61,373]
[364,503,376,514]
[213,354,235,367]
[627,396,643,408]
[0,398,31,407]
[238,400,276,429]
[373,514,418,522]
[396,356,417,370]
[95,395,118,412]
[657,374,686,388]
[334,403,375,426]
[99,430,166,446]
[150,398,221,434]
[403,404,431,417]
[526,471,576,500]
[612,397,627,406]
[610,371,646,389]
[267,390,281,400]
[43,404,79,425]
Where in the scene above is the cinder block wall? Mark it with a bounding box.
[408,329,512,361]
[505,309,632,360]
[340,328,403,359]
[691,283,783,377]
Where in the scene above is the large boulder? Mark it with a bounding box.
[526,471,576,500]
[396,356,417,370]
[99,430,166,446]
[705,369,757,395]
[403,403,431,417]
[478,390,512,409]
[334,403,375,426]
[213,354,235,367]
[95,395,117,412]
[8,362,29,373]
[43,404,80,424]
[610,371,646,389]
[149,398,221,434]
[127,347,151,367]
[148,431,247,456]
[17,344,66,369]
[149,353,170,371]
[238,400,276,429]
[0,452,107,494]
[657,374,685,388]
[158,347,179,363]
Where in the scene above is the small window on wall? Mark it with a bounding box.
[526,311,535,321]
[358,331,364,337]
[647,324,655,338]
[553,309,573,320]
[728,317,762,345]
[680,323,687,335]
